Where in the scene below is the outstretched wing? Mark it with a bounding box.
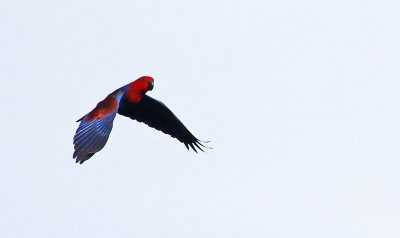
[73,113,117,163]
[118,95,206,152]
[73,90,122,164]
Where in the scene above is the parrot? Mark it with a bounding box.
[73,76,208,164]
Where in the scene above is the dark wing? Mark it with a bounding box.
[118,95,206,152]
[73,112,117,164]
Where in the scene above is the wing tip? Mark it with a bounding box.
[197,140,212,149]
[185,139,212,153]
[73,152,95,164]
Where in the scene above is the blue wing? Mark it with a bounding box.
[73,112,117,164]
[73,89,125,164]
[73,111,116,164]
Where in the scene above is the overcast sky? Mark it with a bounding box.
[1,0,399,237]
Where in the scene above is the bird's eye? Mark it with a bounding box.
[142,78,146,82]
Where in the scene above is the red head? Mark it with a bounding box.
[125,76,154,103]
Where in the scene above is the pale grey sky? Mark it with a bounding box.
[1,0,399,237]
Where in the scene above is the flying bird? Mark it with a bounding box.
[73,76,208,164]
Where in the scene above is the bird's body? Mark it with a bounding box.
[73,76,207,164]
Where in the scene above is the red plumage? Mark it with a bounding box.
[85,90,120,121]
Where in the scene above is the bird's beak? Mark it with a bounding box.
[147,79,154,91]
